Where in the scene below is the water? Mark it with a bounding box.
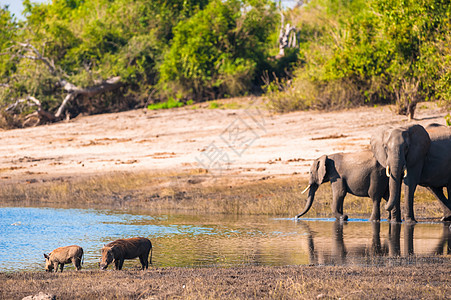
[0,207,449,272]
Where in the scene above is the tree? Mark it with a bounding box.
[159,0,278,101]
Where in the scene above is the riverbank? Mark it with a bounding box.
[1,100,449,219]
[2,262,449,299]
[0,170,445,219]
[1,101,450,298]
[1,99,448,184]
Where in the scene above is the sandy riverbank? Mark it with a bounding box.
[0,99,448,186]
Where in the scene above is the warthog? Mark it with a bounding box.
[100,237,152,270]
[44,245,83,272]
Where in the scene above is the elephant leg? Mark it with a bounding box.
[331,182,347,221]
[393,198,401,223]
[332,221,346,264]
[446,184,451,222]
[432,223,451,255]
[371,222,382,255]
[404,223,415,256]
[427,186,451,221]
[404,184,417,223]
[370,197,381,222]
[388,223,401,257]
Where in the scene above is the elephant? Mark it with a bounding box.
[371,123,451,223]
[419,123,451,221]
[432,223,451,255]
[295,150,395,222]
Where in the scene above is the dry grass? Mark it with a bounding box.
[1,262,449,299]
[0,171,445,219]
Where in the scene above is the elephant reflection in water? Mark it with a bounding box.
[433,224,451,255]
[297,221,450,265]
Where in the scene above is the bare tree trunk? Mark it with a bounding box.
[278,12,297,58]
[394,78,420,120]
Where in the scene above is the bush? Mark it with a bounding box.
[159,0,278,101]
[268,0,451,113]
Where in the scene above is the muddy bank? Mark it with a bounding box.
[1,262,449,299]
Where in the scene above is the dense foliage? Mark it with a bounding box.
[160,0,278,100]
[0,0,281,126]
[0,0,450,127]
[269,0,451,113]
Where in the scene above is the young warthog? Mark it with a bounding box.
[100,237,152,270]
[44,245,83,272]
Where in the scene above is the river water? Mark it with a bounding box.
[0,207,449,271]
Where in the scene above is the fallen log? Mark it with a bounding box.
[55,76,122,118]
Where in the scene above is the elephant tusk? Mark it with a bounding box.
[301,185,311,194]
[386,166,390,178]
[403,168,408,178]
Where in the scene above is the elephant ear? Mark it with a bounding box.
[317,155,328,184]
[370,126,389,168]
[406,124,431,166]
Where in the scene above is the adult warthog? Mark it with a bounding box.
[100,237,152,270]
[44,245,83,272]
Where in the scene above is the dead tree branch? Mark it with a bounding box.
[55,76,122,118]
[278,12,297,57]
[17,42,57,75]
[6,96,41,112]
[11,42,123,123]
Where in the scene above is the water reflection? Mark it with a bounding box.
[0,207,449,271]
[296,220,451,266]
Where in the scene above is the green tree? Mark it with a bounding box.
[159,0,278,101]
[270,0,451,114]
[0,0,212,126]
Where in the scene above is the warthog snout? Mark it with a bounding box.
[99,263,108,270]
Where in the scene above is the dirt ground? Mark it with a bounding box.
[0,99,448,185]
[1,262,450,300]
[1,100,450,299]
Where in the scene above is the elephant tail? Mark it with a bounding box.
[295,184,317,218]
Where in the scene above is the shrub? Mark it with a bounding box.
[159,0,278,101]
[268,0,451,113]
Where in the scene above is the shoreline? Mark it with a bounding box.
[0,171,446,219]
[2,263,450,299]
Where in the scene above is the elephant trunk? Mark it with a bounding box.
[296,184,318,218]
[385,164,404,212]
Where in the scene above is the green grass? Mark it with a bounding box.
[147,97,185,110]
[208,101,219,109]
